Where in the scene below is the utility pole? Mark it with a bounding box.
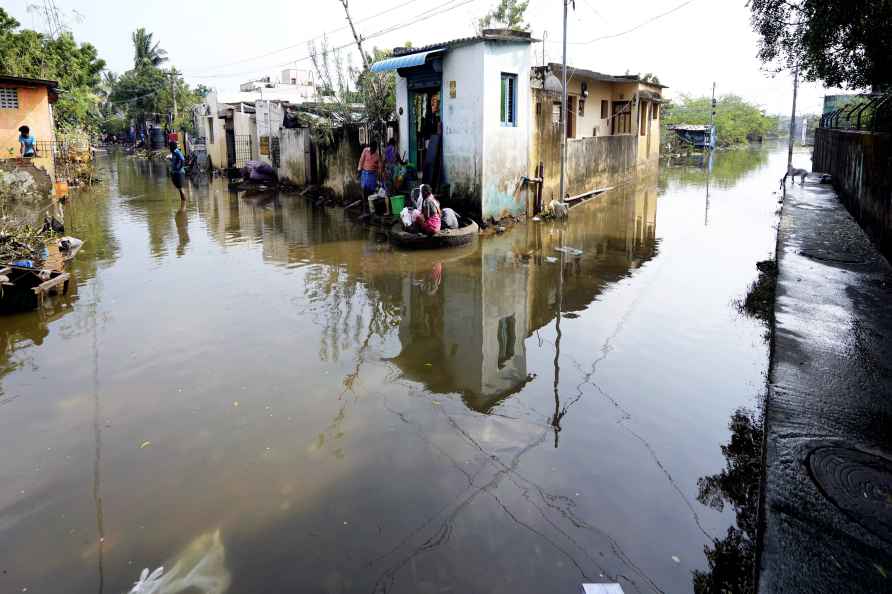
[338,0,369,70]
[787,66,799,172]
[169,69,180,121]
[710,81,716,149]
[559,0,572,205]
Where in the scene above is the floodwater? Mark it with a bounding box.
[1,146,784,594]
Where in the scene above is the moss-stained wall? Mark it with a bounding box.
[278,127,310,186]
[530,88,638,205]
[318,126,362,203]
[814,128,892,259]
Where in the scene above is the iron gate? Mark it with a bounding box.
[227,134,252,168]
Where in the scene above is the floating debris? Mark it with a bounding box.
[555,246,583,256]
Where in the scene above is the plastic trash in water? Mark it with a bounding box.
[555,247,584,256]
[581,584,625,594]
[12,260,34,268]
[545,256,558,263]
[130,567,164,593]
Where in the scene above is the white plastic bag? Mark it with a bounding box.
[400,207,414,228]
[442,208,459,229]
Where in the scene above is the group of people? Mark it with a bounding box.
[357,138,455,236]
[357,137,402,198]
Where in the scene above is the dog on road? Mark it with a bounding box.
[781,167,808,188]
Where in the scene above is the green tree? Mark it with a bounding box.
[663,94,778,147]
[0,8,105,133]
[103,29,204,134]
[131,27,168,69]
[478,0,530,32]
[750,0,892,90]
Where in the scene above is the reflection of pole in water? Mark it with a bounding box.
[91,283,105,594]
[704,151,713,227]
[551,229,566,448]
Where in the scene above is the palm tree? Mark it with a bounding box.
[131,28,168,69]
[98,70,117,114]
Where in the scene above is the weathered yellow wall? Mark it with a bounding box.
[636,83,662,164]
[0,84,55,179]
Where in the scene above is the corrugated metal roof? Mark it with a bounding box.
[0,75,59,88]
[669,125,713,131]
[0,75,60,102]
[370,49,446,73]
[391,29,534,57]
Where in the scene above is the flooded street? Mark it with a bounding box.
[1,146,782,594]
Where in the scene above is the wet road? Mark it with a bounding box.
[1,147,780,593]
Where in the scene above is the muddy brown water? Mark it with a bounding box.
[0,147,784,593]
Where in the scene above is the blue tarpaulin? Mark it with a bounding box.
[370,49,445,73]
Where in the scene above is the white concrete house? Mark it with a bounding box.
[372,30,665,222]
[372,29,535,222]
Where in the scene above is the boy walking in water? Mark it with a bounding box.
[168,141,187,200]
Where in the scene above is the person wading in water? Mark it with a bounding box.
[169,141,186,201]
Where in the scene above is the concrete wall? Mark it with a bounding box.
[636,84,663,164]
[193,94,228,170]
[396,77,409,160]
[566,135,638,196]
[563,78,615,138]
[0,83,55,181]
[254,100,284,165]
[814,128,892,259]
[277,127,311,185]
[480,42,532,221]
[319,127,363,202]
[441,43,485,210]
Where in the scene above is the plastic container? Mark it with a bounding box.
[150,127,165,149]
[390,195,405,213]
[53,180,69,198]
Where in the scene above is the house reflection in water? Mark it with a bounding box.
[391,178,658,413]
[195,174,658,415]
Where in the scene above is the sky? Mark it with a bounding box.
[6,0,850,115]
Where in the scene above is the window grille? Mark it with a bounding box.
[0,88,19,109]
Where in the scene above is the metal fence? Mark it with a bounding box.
[228,134,252,169]
[270,136,280,169]
[190,137,209,170]
[820,93,892,133]
[29,140,88,163]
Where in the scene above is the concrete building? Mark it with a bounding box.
[192,92,257,169]
[530,64,665,209]
[372,29,536,222]
[371,31,665,222]
[191,92,228,170]
[230,69,318,105]
[0,75,59,182]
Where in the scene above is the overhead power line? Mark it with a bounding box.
[184,0,477,80]
[189,0,428,73]
[545,0,696,45]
